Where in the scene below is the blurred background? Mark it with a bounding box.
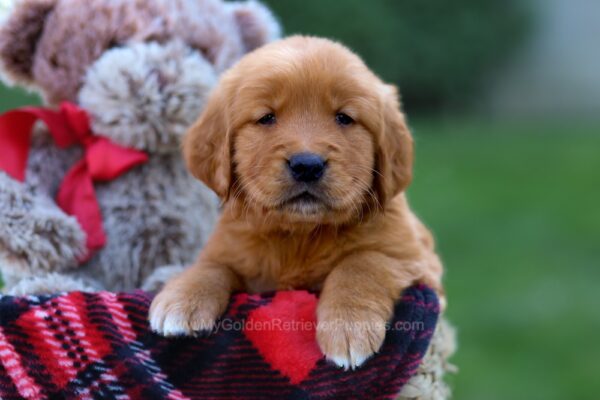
[1,0,599,398]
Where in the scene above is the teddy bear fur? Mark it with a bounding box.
[0,0,281,294]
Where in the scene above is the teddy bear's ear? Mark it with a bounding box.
[229,0,281,52]
[0,0,57,85]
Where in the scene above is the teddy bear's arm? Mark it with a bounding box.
[141,265,187,293]
[4,272,99,296]
[0,128,86,278]
[0,171,86,277]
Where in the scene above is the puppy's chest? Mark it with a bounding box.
[239,236,342,293]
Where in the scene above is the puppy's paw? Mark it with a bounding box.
[148,289,225,337]
[316,306,388,370]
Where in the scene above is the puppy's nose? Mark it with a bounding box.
[288,153,326,183]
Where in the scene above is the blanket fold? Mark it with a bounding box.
[0,286,438,400]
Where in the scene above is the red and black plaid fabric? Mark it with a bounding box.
[0,286,438,400]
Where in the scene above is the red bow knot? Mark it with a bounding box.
[0,102,149,262]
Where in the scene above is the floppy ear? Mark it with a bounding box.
[183,87,232,200]
[229,0,281,52]
[0,0,57,85]
[373,85,414,206]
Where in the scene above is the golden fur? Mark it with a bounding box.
[149,36,444,369]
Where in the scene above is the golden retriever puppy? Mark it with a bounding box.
[149,36,444,369]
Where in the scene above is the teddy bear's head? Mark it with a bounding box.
[0,0,279,153]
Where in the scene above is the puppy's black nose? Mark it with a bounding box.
[288,153,326,183]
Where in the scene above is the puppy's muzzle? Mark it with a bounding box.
[287,153,327,183]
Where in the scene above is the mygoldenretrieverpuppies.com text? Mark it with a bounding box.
[191,318,426,334]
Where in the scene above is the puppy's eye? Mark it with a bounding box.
[257,113,276,125]
[335,113,354,126]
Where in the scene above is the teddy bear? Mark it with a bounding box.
[0,0,281,295]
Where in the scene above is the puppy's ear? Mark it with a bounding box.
[0,0,57,85]
[374,85,414,206]
[229,0,281,52]
[183,88,232,199]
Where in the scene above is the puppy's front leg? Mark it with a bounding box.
[317,252,421,369]
[149,262,241,336]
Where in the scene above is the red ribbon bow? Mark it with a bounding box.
[0,102,148,262]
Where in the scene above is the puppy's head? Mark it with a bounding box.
[184,36,413,226]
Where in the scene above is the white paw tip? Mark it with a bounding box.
[159,315,189,336]
[350,351,369,368]
[329,355,351,370]
[327,350,372,370]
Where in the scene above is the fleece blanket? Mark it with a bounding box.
[0,285,439,400]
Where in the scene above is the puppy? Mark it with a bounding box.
[149,36,444,369]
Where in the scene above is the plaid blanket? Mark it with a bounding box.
[0,286,439,400]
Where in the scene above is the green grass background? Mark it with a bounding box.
[408,119,600,399]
